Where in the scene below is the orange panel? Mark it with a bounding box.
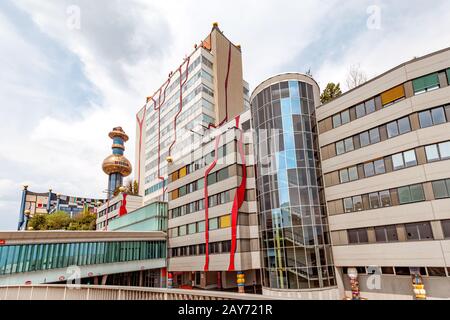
[381,85,405,106]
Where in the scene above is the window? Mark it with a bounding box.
[341,110,350,125]
[375,225,398,242]
[432,180,450,199]
[344,138,354,152]
[438,142,450,159]
[336,141,345,155]
[403,150,417,167]
[398,184,425,204]
[188,223,196,235]
[432,107,446,125]
[348,166,358,181]
[333,114,341,128]
[425,145,440,162]
[209,218,218,230]
[364,162,375,177]
[381,85,405,106]
[352,195,363,211]
[339,169,349,183]
[221,241,231,253]
[219,215,231,228]
[413,73,440,95]
[387,121,399,138]
[397,117,411,134]
[348,228,369,244]
[405,222,433,241]
[360,131,370,147]
[343,197,353,213]
[369,192,380,209]
[369,128,380,143]
[374,159,386,174]
[217,168,229,182]
[379,190,391,207]
[442,220,450,238]
[419,110,433,128]
[179,225,187,236]
[355,103,366,119]
[172,228,178,237]
[197,221,205,233]
[392,153,405,170]
[365,99,376,114]
[427,267,446,277]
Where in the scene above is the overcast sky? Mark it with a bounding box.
[1,0,449,230]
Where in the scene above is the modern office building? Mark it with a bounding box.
[317,48,450,299]
[165,110,261,291]
[102,127,132,199]
[250,74,338,299]
[135,23,249,205]
[108,202,168,232]
[17,186,105,231]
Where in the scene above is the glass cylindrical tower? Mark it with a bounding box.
[251,74,336,296]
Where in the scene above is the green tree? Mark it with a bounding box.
[133,180,139,195]
[28,214,48,230]
[68,212,97,231]
[46,211,71,230]
[320,82,342,104]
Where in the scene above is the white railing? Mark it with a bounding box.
[0,284,275,300]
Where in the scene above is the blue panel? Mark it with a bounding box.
[289,81,299,98]
[281,98,291,116]
[285,149,296,169]
[278,188,290,207]
[277,169,288,189]
[291,97,301,115]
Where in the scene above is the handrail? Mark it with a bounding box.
[0,284,279,300]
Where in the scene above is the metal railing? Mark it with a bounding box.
[0,284,276,300]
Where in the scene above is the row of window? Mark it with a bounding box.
[98,202,119,218]
[334,141,450,185]
[170,166,234,201]
[0,241,166,276]
[340,183,426,214]
[170,189,232,219]
[169,240,231,257]
[330,105,449,157]
[343,266,450,278]
[253,81,315,109]
[144,179,166,196]
[323,68,449,131]
[347,220,450,245]
[169,214,232,237]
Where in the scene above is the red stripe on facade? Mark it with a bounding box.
[204,134,221,271]
[228,115,246,271]
[119,194,128,217]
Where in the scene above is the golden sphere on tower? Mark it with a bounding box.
[102,154,132,177]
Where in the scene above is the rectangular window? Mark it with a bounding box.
[392,153,405,170]
[197,221,205,233]
[188,223,196,235]
[410,184,425,202]
[343,198,353,213]
[365,99,376,114]
[348,166,358,181]
[438,142,450,159]
[179,225,187,236]
[341,110,350,125]
[387,121,399,138]
[374,159,386,174]
[340,169,349,183]
[403,150,417,167]
[398,186,412,204]
[432,180,449,199]
[425,145,440,162]
[333,114,341,128]
[364,162,375,177]
[397,117,411,134]
[369,128,380,143]
[352,195,363,211]
[419,110,433,128]
[355,103,366,119]
[344,138,354,152]
[431,107,446,125]
[369,192,380,209]
[209,218,218,230]
[348,228,368,244]
[413,73,440,95]
[336,141,345,155]
[379,190,391,207]
[442,220,450,238]
[406,222,433,241]
[219,215,231,228]
[359,131,370,147]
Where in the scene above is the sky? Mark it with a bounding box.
[1,0,450,230]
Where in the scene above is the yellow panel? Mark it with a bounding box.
[171,189,179,200]
[179,166,187,178]
[381,85,405,106]
[220,215,231,228]
[171,171,179,182]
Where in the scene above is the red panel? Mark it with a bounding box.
[228,115,246,271]
[119,194,128,216]
[203,135,221,271]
